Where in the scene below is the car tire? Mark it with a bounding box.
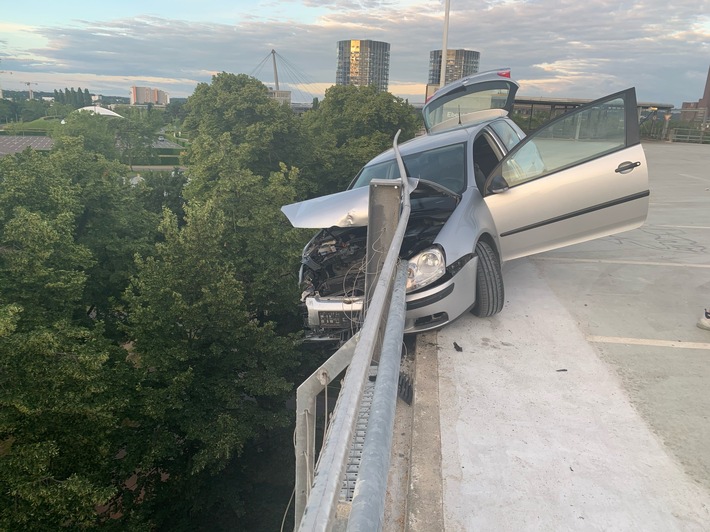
[471,240,504,317]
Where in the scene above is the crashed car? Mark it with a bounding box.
[282,69,649,341]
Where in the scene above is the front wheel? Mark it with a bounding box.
[471,240,504,317]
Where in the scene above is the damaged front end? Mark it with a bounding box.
[298,226,368,342]
[283,180,460,342]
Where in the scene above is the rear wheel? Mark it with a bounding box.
[471,240,504,317]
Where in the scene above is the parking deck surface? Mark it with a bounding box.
[408,142,710,531]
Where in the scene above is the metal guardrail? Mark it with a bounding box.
[669,128,710,144]
[294,132,412,531]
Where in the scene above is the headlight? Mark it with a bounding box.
[406,247,445,292]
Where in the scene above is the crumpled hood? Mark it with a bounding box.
[281,185,371,229]
[281,178,459,229]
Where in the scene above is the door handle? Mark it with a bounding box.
[615,161,641,173]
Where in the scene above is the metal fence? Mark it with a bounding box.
[294,133,412,531]
[669,128,710,144]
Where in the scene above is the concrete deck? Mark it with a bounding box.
[407,142,710,531]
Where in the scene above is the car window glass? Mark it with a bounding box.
[351,160,399,188]
[351,143,466,193]
[404,143,466,193]
[490,120,522,151]
[501,95,627,187]
[425,85,512,132]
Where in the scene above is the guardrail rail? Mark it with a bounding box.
[294,131,412,531]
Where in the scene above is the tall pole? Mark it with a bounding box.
[271,49,280,91]
[439,0,451,88]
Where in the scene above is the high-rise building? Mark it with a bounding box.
[428,49,480,86]
[336,40,390,92]
[680,65,709,124]
[130,86,170,105]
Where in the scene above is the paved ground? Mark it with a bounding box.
[408,142,710,531]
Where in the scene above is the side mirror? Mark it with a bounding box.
[488,174,509,194]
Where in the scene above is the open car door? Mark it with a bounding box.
[484,87,649,261]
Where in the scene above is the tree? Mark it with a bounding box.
[183,73,305,192]
[53,111,120,159]
[48,101,75,119]
[0,99,19,123]
[49,138,159,331]
[183,163,307,327]
[165,100,187,125]
[19,99,48,122]
[0,150,133,529]
[134,169,188,221]
[121,201,299,527]
[301,84,422,195]
[114,107,162,168]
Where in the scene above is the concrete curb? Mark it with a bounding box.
[407,331,444,531]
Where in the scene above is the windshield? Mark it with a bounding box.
[351,143,467,193]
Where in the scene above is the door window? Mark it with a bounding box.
[500,93,630,188]
[489,120,522,151]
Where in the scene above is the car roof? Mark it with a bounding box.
[366,120,488,166]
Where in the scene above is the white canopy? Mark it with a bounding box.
[76,105,124,118]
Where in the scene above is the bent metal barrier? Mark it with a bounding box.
[294,132,412,531]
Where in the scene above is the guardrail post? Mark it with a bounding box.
[364,180,402,316]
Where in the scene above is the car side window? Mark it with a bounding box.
[501,95,628,187]
[350,160,399,188]
[490,120,521,151]
[405,143,466,193]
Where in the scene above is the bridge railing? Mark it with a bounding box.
[669,128,709,144]
[294,132,412,531]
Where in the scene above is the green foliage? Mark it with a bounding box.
[47,101,76,119]
[0,99,19,124]
[0,68,425,530]
[121,201,299,527]
[183,73,304,187]
[0,148,133,529]
[0,321,123,530]
[301,84,422,195]
[114,107,164,168]
[53,87,92,109]
[19,100,48,123]
[53,112,120,159]
[183,164,307,326]
[134,169,188,221]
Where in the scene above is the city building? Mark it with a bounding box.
[680,65,709,125]
[130,86,170,106]
[426,49,480,99]
[268,88,291,105]
[336,40,390,92]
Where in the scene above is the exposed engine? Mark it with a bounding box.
[298,184,460,340]
[299,226,369,301]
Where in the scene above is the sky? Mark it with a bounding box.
[1,0,708,107]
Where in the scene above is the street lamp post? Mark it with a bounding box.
[439,0,451,87]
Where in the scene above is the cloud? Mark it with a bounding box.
[0,0,708,105]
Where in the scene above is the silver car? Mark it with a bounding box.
[282,69,649,341]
